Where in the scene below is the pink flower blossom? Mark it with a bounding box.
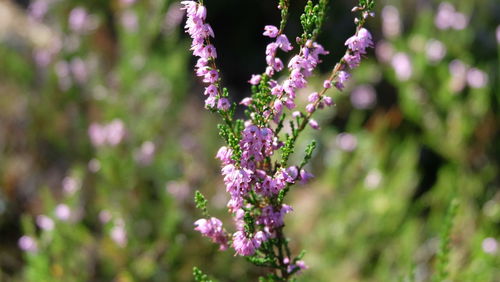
[263,25,279,38]
[195,217,229,250]
[232,231,264,256]
[240,97,253,106]
[18,236,37,252]
[308,119,319,130]
[345,28,373,54]
[55,204,71,221]
[249,74,262,85]
[36,215,54,231]
[335,71,350,90]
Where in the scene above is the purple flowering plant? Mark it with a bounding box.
[183,0,375,280]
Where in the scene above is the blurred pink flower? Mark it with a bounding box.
[375,41,394,63]
[18,236,37,252]
[381,6,401,38]
[99,210,112,224]
[121,10,138,32]
[28,0,49,21]
[55,204,71,221]
[336,133,357,152]
[106,119,126,146]
[88,123,107,147]
[33,49,52,67]
[425,39,446,63]
[391,52,412,81]
[350,85,376,109]
[482,237,498,254]
[69,7,90,32]
[70,57,88,84]
[36,215,54,231]
[88,120,127,147]
[134,141,156,165]
[448,59,467,92]
[164,2,184,35]
[435,3,468,30]
[62,176,80,196]
[111,221,127,247]
[466,68,488,89]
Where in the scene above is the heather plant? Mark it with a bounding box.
[183,0,375,279]
[1,0,499,281]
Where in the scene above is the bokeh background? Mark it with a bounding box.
[0,0,499,281]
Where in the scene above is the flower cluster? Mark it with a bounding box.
[339,28,373,90]
[182,1,229,111]
[88,119,127,147]
[194,217,229,250]
[185,0,374,278]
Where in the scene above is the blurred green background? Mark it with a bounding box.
[0,0,498,281]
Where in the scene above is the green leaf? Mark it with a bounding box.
[193,266,213,282]
[194,191,209,216]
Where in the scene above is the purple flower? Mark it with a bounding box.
[391,52,412,81]
[36,215,54,231]
[106,119,127,146]
[195,217,229,250]
[482,237,498,254]
[88,123,106,147]
[28,0,49,21]
[216,146,233,165]
[350,85,376,109]
[308,119,319,130]
[345,28,373,54]
[240,125,275,169]
[203,44,217,58]
[288,260,308,274]
[336,133,357,152]
[425,39,446,63]
[308,92,320,103]
[343,52,361,69]
[249,74,262,85]
[204,84,218,96]
[232,231,262,256]
[299,169,314,184]
[205,96,217,108]
[305,103,315,113]
[217,98,231,111]
[110,221,127,247]
[323,96,334,106]
[240,97,253,106]
[121,10,138,32]
[276,35,293,52]
[55,204,71,221]
[69,7,92,33]
[18,236,37,252]
[62,176,80,196]
[134,141,156,166]
[466,68,488,89]
[335,71,350,90]
[286,166,299,180]
[263,25,279,38]
[203,69,219,83]
[257,204,293,229]
[323,80,332,89]
[381,5,401,38]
